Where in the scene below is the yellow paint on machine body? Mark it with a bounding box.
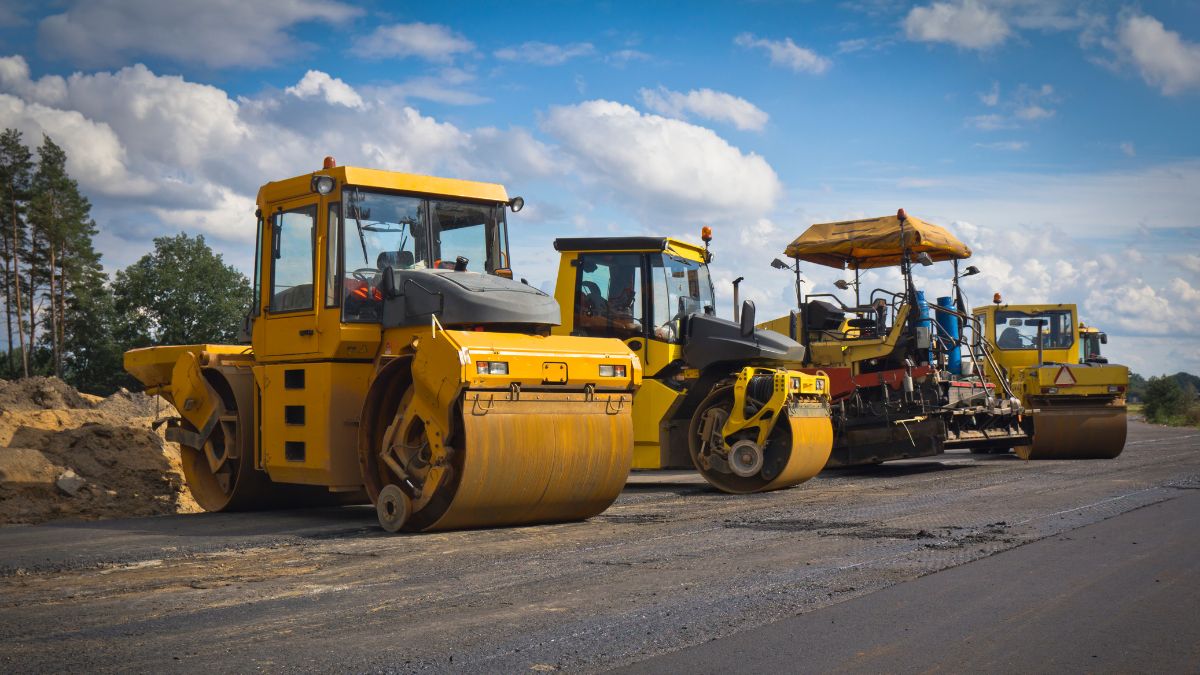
[124,162,639,532]
[973,303,1128,459]
[550,234,832,493]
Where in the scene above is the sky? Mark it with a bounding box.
[0,0,1197,376]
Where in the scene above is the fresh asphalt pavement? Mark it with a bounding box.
[0,421,1197,672]
[620,488,1200,674]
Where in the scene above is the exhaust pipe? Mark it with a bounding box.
[732,276,745,322]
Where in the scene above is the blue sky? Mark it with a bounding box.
[0,0,1197,375]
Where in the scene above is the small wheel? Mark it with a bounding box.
[376,484,412,533]
[728,440,764,477]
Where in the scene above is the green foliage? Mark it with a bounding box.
[0,128,34,378]
[1127,372,1147,403]
[112,233,250,347]
[1142,375,1194,425]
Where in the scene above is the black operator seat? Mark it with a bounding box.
[998,326,1022,349]
[805,300,845,340]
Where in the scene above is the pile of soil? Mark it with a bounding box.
[0,377,200,525]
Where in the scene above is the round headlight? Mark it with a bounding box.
[508,196,524,212]
[311,175,335,195]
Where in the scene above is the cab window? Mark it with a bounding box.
[574,253,644,340]
[325,203,341,308]
[341,190,425,322]
[995,309,1074,350]
[431,201,507,273]
[649,254,714,343]
[270,206,316,313]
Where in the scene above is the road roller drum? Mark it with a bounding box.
[1015,403,1127,460]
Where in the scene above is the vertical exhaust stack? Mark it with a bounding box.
[732,276,745,322]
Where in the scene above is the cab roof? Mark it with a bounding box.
[256,165,509,206]
[553,237,708,262]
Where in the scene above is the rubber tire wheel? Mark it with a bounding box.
[376,484,412,533]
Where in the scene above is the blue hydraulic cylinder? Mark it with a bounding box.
[916,290,932,365]
[936,295,961,374]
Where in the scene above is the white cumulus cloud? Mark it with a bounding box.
[638,86,769,131]
[1113,13,1200,95]
[540,100,782,222]
[0,56,559,273]
[285,71,364,109]
[904,0,1010,50]
[351,22,474,62]
[734,33,831,74]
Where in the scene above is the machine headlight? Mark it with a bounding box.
[1045,386,1058,394]
[599,364,627,377]
[1108,385,1123,393]
[476,361,509,375]
[815,379,824,392]
[790,377,801,391]
[311,175,336,195]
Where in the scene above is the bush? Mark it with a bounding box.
[1143,376,1190,424]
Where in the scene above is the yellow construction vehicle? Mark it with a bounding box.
[974,301,1127,459]
[1079,323,1109,363]
[550,234,832,493]
[759,210,1029,465]
[125,159,640,532]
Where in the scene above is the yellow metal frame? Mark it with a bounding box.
[722,367,829,445]
[806,305,913,373]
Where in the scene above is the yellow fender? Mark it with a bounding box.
[168,351,222,449]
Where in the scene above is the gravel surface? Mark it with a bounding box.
[0,420,1196,673]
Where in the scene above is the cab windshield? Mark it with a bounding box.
[650,253,715,343]
[336,187,509,322]
[994,309,1074,350]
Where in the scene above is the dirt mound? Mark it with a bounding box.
[0,377,199,525]
[0,376,95,412]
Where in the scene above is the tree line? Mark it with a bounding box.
[1,129,250,395]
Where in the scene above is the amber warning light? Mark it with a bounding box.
[323,156,337,169]
[701,226,713,243]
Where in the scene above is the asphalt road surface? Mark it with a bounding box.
[622,486,1200,674]
[0,420,1197,673]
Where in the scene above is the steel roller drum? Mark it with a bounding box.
[1015,405,1127,460]
[691,391,833,494]
[412,393,633,532]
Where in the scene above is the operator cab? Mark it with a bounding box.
[1080,325,1109,364]
[248,159,528,360]
[557,238,716,344]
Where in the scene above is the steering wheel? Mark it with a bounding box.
[581,281,607,315]
[351,267,378,282]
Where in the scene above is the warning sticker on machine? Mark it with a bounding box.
[1054,366,1076,386]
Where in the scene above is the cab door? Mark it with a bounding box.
[261,199,321,358]
[572,251,649,356]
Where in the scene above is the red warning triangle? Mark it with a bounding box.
[1054,366,1076,386]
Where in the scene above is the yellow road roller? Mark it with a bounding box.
[973,301,1128,459]
[549,234,832,493]
[125,160,640,532]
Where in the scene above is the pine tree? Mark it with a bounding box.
[0,129,33,377]
[28,135,99,378]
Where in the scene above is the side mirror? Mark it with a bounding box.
[1100,333,1108,345]
[740,300,756,337]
